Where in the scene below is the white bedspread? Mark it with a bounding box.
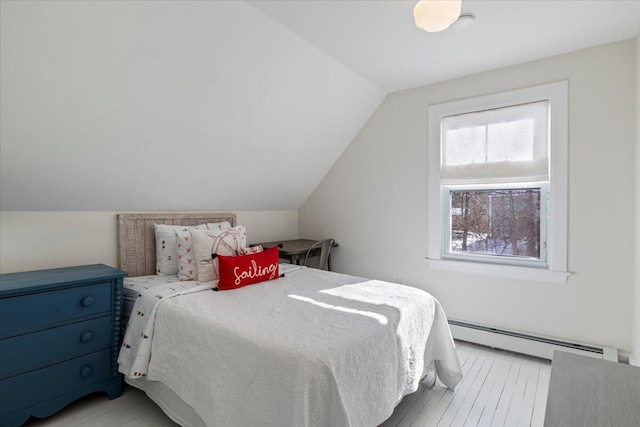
[122,268,462,427]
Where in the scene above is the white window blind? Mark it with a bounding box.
[440,101,549,184]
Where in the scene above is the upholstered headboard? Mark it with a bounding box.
[117,212,237,277]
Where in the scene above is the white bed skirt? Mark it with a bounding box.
[125,376,207,427]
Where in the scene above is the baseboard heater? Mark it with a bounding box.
[448,319,618,362]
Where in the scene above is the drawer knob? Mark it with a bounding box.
[81,365,93,378]
[81,296,95,307]
[81,331,94,342]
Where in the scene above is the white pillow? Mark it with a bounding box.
[190,225,247,282]
[175,228,197,281]
[175,221,231,281]
[154,222,231,276]
[238,245,263,255]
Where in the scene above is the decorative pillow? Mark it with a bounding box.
[154,224,181,275]
[190,225,247,282]
[218,245,280,290]
[154,222,231,276]
[237,245,263,255]
[175,222,231,281]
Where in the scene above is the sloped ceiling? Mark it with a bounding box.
[0,0,385,211]
[3,1,639,212]
[249,0,640,92]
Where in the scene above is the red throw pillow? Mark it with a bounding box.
[218,245,280,290]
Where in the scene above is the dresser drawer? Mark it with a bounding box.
[0,282,112,338]
[0,349,112,415]
[0,316,112,379]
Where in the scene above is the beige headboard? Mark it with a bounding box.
[117,212,237,277]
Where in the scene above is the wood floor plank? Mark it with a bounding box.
[417,349,490,426]
[88,403,149,427]
[395,383,449,427]
[515,360,544,427]
[72,392,150,427]
[476,351,518,427]
[111,407,175,427]
[395,347,482,427]
[504,357,540,427]
[530,362,551,427]
[402,344,489,427]
[486,354,522,426]
[402,350,481,427]
[446,347,501,427]
[25,389,147,427]
[462,350,514,427]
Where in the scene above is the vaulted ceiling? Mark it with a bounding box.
[1,1,638,211]
[0,1,385,211]
[250,0,640,92]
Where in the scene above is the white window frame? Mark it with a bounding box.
[427,81,570,284]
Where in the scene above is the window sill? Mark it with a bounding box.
[426,258,571,284]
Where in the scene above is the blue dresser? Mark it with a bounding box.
[0,264,126,426]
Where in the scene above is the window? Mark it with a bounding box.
[427,82,569,283]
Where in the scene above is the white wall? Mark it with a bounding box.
[633,32,640,366]
[300,40,636,353]
[0,1,384,212]
[0,210,297,274]
[0,2,376,278]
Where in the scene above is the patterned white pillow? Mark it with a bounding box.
[154,224,182,275]
[190,225,247,282]
[154,222,231,276]
[175,221,231,281]
[238,245,263,256]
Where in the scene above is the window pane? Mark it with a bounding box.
[450,188,541,259]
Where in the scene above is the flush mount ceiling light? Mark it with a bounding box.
[414,0,462,33]
[450,13,475,30]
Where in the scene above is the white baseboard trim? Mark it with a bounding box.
[449,319,618,362]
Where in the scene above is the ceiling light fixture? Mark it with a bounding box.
[450,13,475,30]
[413,0,462,33]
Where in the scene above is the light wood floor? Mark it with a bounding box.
[24,341,550,427]
[380,341,550,427]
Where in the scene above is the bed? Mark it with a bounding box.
[116,212,463,427]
